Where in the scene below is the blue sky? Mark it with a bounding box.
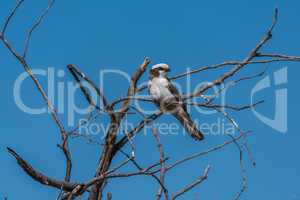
[0,0,299,199]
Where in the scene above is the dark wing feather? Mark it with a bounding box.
[166,78,187,112]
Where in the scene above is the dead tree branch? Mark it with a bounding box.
[184,9,279,99]
[23,0,55,58]
[7,147,77,191]
[152,128,169,200]
[67,64,109,111]
[1,0,72,182]
[171,165,211,200]
[3,5,300,200]
[88,58,150,200]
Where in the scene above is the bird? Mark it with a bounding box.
[148,63,204,140]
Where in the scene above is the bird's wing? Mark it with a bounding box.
[166,78,187,111]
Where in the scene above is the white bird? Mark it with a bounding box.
[148,63,204,140]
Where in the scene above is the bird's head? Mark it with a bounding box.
[150,63,170,78]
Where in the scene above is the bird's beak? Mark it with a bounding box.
[166,68,170,72]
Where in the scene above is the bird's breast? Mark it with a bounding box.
[148,78,172,100]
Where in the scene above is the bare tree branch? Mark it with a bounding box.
[111,96,153,108]
[152,128,169,200]
[89,58,150,200]
[118,58,150,115]
[184,9,279,100]
[1,0,25,37]
[1,0,72,182]
[189,100,264,112]
[257,53,300,60]
[23,0,55,58]
[7,147,77,191]
[171,165,211,200]
[166,133,248,171]
[114,111,163,152]
[67,64,109,111]
[3,5,300,200]
[107,193,112,200]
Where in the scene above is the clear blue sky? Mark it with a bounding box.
[1,0,299,199]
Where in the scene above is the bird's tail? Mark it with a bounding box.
[174,109,204,141]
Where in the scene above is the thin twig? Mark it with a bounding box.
[166,133,248,171]
[114,111,162,153]
[152,128,169,200]
[1,0,25,36]
[171,165,211,200]
[107,193,112,200]
[184,8,279,99]
[23,0,55,58]
[1,0,72,182]
[189,100,264,112]
[67,64,109,110]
